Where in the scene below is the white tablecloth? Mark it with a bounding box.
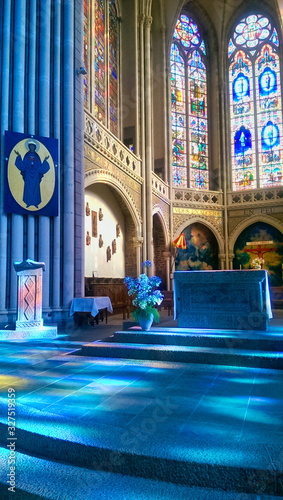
[70,297,113,318]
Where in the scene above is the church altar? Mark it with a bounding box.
[174,270,272,331]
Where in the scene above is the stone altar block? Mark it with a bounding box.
[14,259,45,329]
[174,270,272,331]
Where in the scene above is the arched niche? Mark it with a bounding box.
[175,222,219,271]
[233,221,283,285]
[84,182,140,279]
[153,212,167,289]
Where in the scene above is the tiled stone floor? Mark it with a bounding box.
[0,310,282,499]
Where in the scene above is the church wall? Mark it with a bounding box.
[85,185,125,278]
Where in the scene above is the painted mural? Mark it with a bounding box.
[175,223,219,271]
[233,222,283,286]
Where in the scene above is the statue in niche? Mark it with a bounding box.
[86,202,90,216]
[116,223,121,238]
[112,239,117,254]
[107,246,111,262]
[99,234,104,248]
[99,208,103,221]
[86,231,91,245]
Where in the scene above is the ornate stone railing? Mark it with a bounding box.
[173,188,223,207]
[152,172,169,199]
[228,187,283,206]
[84,111,141,178]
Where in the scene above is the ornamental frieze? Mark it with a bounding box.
[173,213,224,239]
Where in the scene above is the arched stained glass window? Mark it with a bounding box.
[171,14,209,190]
[109,0,118,135]
[83,0,89,107]
[229,14,283,190]
[94,0,106,123]
[84,1,119,135]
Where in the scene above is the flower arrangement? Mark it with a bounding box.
[250,257,264,269]
[124,260,164,323]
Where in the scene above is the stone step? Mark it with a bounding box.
[78,341,283,369]
[0,447,277,500]
[0,403,282,497]
[114,329,283,352]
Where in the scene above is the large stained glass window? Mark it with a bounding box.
[83,0,89,107]
[94,0,106,123]
[229,14,283,190]
[88,1,119,134]
[171,14,209,190]
[109,0,118,135]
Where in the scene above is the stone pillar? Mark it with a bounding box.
[13,260,45,330]
[133,236,143,275]
[134,0,140,157]
[52,0,61,309]
[228,253,235,270]
[144,15,153,275]
[218,253,226,270]
[11,0,26,310]
[0,0,11,318]
[161,24,168,183]
[139,13,147,264]
[163,251,171,290]
[63,0,75,306]
[26,0,37,262]
[38,0,51,310]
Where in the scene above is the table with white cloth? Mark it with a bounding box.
[70,297,113,325]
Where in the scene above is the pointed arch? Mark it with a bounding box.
[173,217,225,254]
[229,214,283,252]
[170,10,209,190]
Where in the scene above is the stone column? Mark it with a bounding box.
[0,0,11,319]
[63,0,75,306]
[10,0,26,310]
[228,253,235,270]
[52,0,61,309]
[133,236,143,275]
[139,13,147,264]
[144,15,153,275]
[38,0,51,310]
[26,0,37,261]
[218,253,226,270]
[161,24,168,183]
[134,0,140,157]
[163,251,171,290]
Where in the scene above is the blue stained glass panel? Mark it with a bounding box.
[230,13,282,190]
[233,73,250,101]
[270,29,279,46]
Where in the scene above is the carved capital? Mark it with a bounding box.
[139,14,145,25]
[133,236,143,248]
[163,251,171,260]
[145,16,152,29]
[160,24,166,34]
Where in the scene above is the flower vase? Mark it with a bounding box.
[137,313,154,331]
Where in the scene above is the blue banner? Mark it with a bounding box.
[4,131,58,216]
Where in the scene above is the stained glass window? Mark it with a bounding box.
[83,0,89,107]
[109,0,118,135]
[171,14,209,189]
[229,14,283,190]
[94,0,105,123]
